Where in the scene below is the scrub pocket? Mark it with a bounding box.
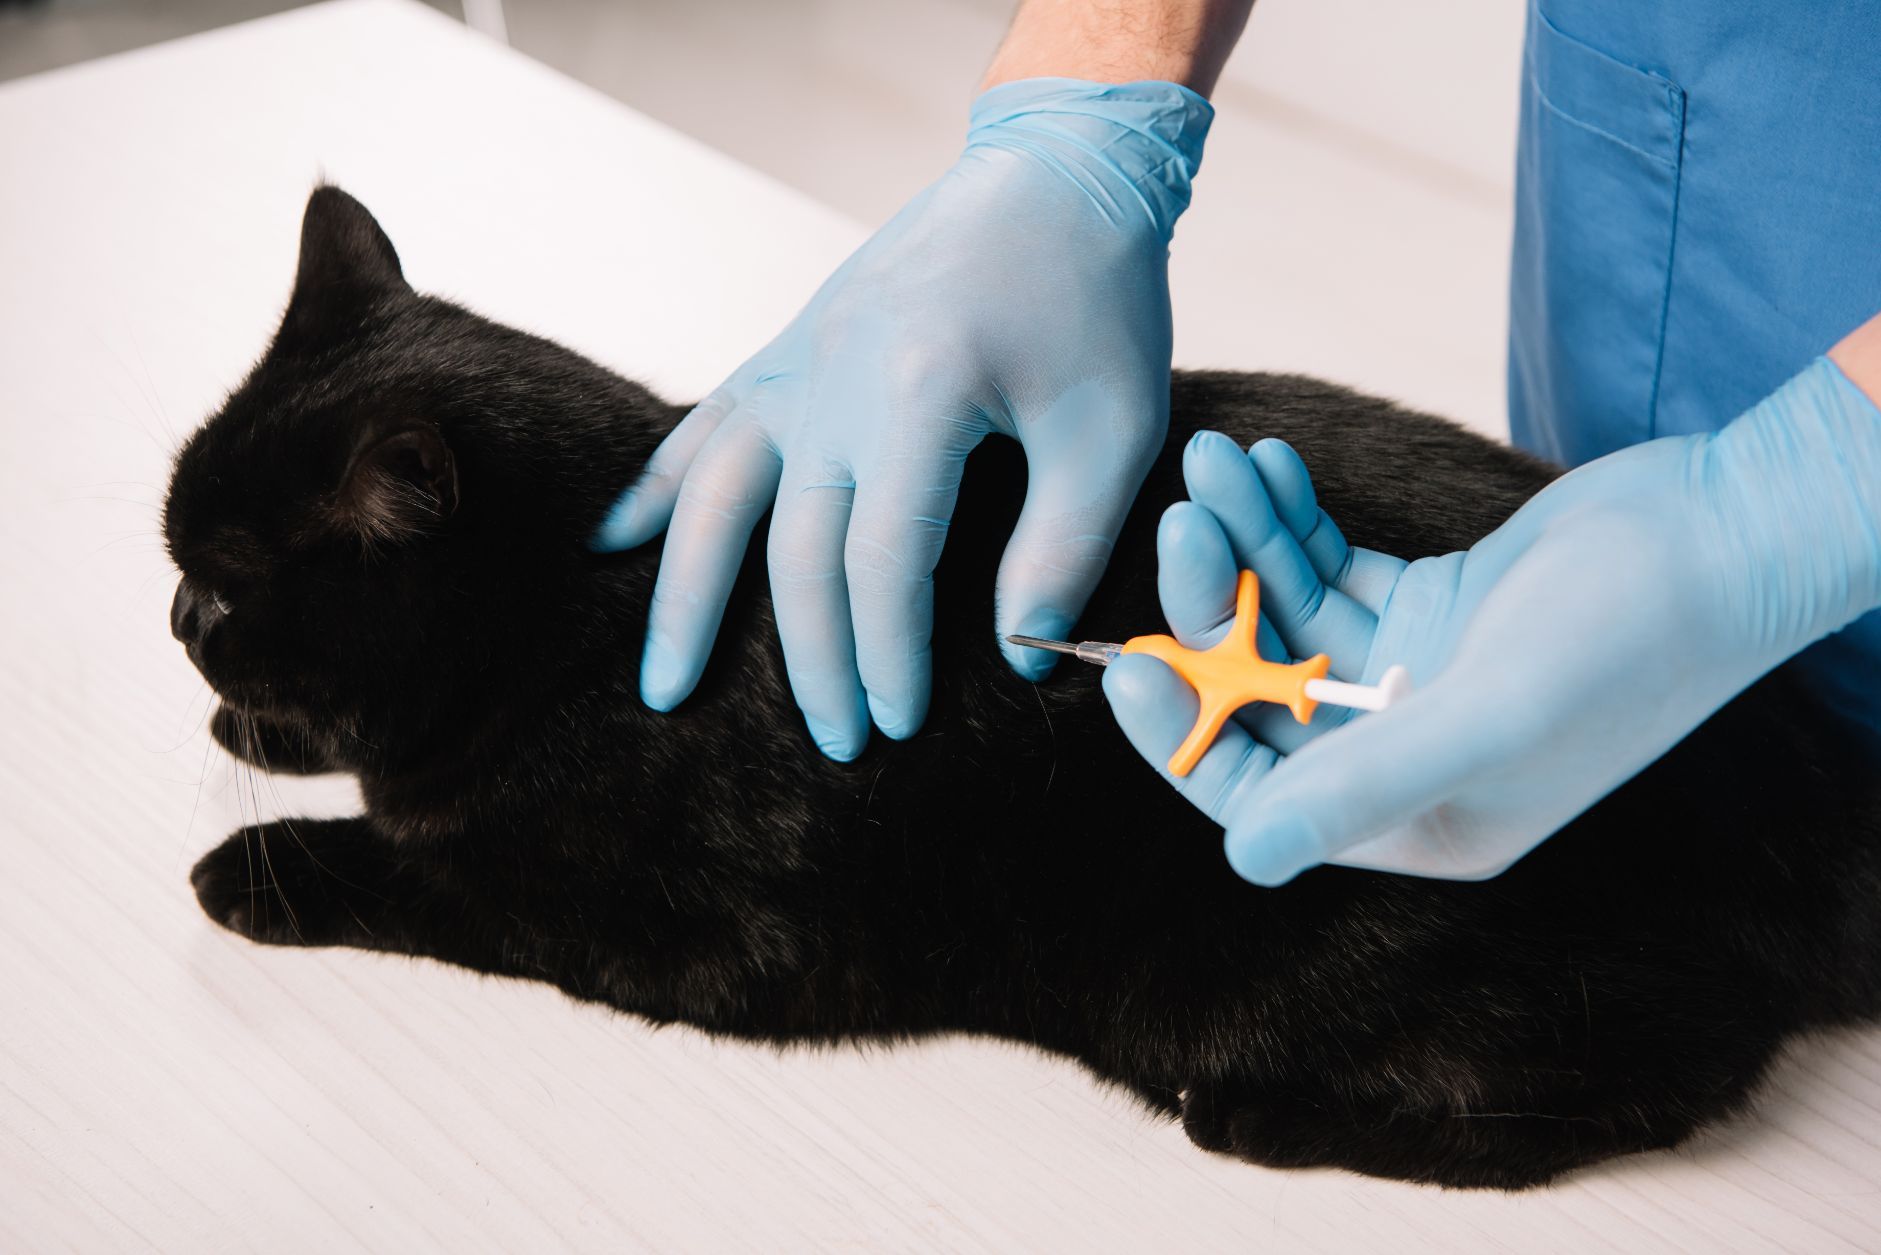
[1507,2,1685,466]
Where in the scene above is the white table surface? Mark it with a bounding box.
[4,2,1880,1249]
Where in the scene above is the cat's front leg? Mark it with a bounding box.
[192,819,542,985]
[191,818,414,950]
[210,705,340,775]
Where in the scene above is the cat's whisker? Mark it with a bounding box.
[92,329,179,459]
[241,715,337,888]
[320,692,378,750]
[237,718,302,941]
[93,533,167,548]
[85,478,167,495]
[135,564,180,604]
[236,766,258,932]
[67,493,166,509]
[126,325,181,453]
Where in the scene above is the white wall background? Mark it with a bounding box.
[2,0,1529,432]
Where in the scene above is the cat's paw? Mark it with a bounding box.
[191,829,302,944]
[1178,1079,1336,1169]
[1178,1076,1653,1189]
[190,821,378,947]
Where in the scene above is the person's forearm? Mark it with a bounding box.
[981,0,1256,95]
[1830,309,1881,407]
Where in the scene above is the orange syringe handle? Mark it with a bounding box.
[1121,570,1330,777]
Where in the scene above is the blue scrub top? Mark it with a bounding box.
[1508,0,1881,740]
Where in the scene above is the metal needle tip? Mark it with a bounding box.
[1006,634,1080,655]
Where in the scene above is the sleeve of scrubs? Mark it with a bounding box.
[1103,355,1881,884]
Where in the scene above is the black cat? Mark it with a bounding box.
[167,187,1881,1189]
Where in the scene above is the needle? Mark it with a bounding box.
[1005,635,1124,666]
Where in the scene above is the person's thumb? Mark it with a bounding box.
[1222,683,1490,885]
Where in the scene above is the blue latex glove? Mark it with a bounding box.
[593,78,1213,760]
[1104,357,1881,884]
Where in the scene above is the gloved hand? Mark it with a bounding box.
[593,78,1213,760]
[1104,356,1881,883]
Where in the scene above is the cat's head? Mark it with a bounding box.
[163,186,662,738]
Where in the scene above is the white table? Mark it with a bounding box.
[3,2,1879,1249]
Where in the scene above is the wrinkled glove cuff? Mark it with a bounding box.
[1707,355,1881,655]
[966,77,1215,240]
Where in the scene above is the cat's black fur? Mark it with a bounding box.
[166,187,1881,1190]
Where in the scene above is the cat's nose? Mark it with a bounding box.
[170,579,227,647]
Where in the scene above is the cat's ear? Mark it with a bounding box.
[339,424,458,542]
[281,186,412,340]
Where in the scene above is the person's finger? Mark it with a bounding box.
[1153,500,1238,647]
[592,378,745,552]
[768,445,869,760]
[844,444,969,740]
[1155,503,1315,754]
[639,412,782,711]
[1156,503,1292,667]
[1247,438,1402,616]
[1182,431,1374,677]
[1246,437,1346,583]
[1220,683,1494,886]
[996,422,1158,680]
[1101,653,1282,827]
